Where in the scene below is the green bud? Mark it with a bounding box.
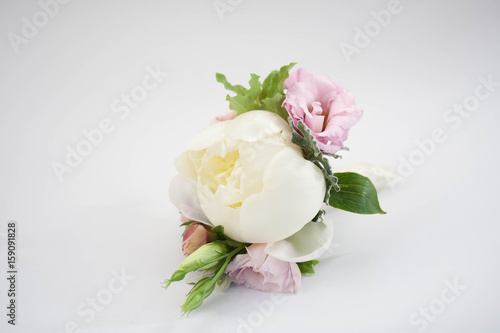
[164,242,229,289]
[181,277,216,314]
[162,270,186,289]
[179,242,229,272]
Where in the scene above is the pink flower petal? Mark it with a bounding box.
[226,244,301,293]
[283,68,363,154]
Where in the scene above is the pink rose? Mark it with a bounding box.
[283,68,364,154]
[226,244,301,293]
[181,221,216,257]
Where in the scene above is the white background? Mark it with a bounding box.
[1,1,500,332]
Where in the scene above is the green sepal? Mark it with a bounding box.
[180,220,197,227]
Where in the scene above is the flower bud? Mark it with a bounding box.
[179,242,228,272]
[181,277,216,314]
[182,223,218,256]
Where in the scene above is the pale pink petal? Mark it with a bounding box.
[226,244,301,293]
[283,68,363,154]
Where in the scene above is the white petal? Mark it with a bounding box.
[187,121,228,151]
[235,146,326,243]
[169,175,211,225]
[238,140,285,198]
[186,111,290,152]
[265,219,334,262]
[197,183,240,234]
[225,110,291,143]
[174,150,203,180]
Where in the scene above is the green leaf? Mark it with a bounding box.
[215,73,247,95]
[247,74,261,100]
[328,172,386,214]
[225,74,262,114]
[297,260,319,275]
[260,62,296,100]
[260,93,288,120]
[216,63,296,121]
[290,120,339,203]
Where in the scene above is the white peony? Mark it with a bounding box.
[170,111,333,261]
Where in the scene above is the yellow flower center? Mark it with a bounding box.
[199,150,240,195]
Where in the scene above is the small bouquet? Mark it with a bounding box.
[163,63,385,314]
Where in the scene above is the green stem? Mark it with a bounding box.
[207,244,246,290]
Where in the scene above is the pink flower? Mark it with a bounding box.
[226,244,301,293]
[210,109,237,125]
[283,68,364,154]
[182,221,216,257]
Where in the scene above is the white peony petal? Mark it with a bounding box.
[225,111,291,143]
[233,146,326,243]
[238,140,286,200]
[197,183,240,233]
[187,121,228,152]
[265,219,334,262]
[174,151,203,181]
[186,111,290,153]
[169,175,211,225]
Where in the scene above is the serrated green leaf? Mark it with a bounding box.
[260,62,296,100]
[290,120,339,202]
[226,74,261,114]
[215,73,247,95]
[260,93,288,120]
[216,64,296,121]
[297,260,319,275]
[227,94,260,114]
[247,74,261,100]
[328,172,386,214]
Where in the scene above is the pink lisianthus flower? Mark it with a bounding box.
[283,68,364,154]
[181,215,217,256]
[226,244,301,293]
